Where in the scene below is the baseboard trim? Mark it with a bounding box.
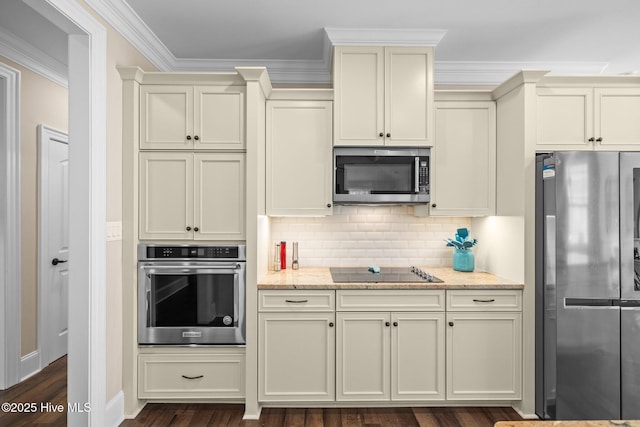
[514,407,539,420]
[105,391,125,427]
[20,350,41,381]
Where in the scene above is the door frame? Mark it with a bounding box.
[0,61,21,391]
[37,124,69,369]
[16,1,108,425]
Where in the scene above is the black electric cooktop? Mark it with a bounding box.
[329,267,443,283]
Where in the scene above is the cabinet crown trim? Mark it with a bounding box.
[325,28,446,46]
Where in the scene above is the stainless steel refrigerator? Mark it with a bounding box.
[535,151,640,420]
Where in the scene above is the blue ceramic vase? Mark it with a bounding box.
[452,248,474,272]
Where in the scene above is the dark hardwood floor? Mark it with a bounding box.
[0,356,524,426]
[122,404,523,427]
[0,355,67,426]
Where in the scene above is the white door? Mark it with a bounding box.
[38,125,69,366]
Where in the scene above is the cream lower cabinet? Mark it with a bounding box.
[536,86,640,150]
[445,290,522,400]
[336,311,445,401]
[266,99,333,216]
[139,151,245,240]
[258,290,336,402]
[335,290,445,402]
[138,351,245,399]
[430,101,496,216]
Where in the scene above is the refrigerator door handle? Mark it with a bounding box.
[564,298,618,307]
[620,299,640,308]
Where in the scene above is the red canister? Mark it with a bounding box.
[280,241,286,270]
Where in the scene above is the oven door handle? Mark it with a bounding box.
[141,263,242,275]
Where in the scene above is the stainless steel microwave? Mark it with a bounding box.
[333,147,430,204]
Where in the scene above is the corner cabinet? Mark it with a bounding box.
[445,290,522,400]
[333,46,434,147]
[536,86,640,150]
[139,152,245,240]
[266,99,333,216]
[140,85,245,150]
[430,101,496,216]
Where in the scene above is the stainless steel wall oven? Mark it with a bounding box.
[138,244,246,345]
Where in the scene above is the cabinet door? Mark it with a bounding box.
[266,100,333,216]
[259,312,335,402]
[336,312,390,401]
[194,153,245,240]
[446,312,522,400]
[536,87,593,150]
[139,152,193,240]
[333,46,384,146]
[140,85,193,150]
[391,312,445,401]
[595,88,640,149]
[194,86,245,150]
[385,47,434,147]
[431,101,496,216]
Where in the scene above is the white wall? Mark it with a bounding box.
[270,206,472,268]
[471,216,525,282]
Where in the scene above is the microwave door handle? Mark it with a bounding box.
[415,157,420,193]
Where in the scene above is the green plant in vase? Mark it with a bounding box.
[445,228,477,272]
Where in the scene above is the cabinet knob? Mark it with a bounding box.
[329,322,334,327]
[596,137,603,143]
[194,135,200,141]
[186,135,192,140]
[431,203,437,208]
[379,132,384,137]
[386,133,391,138]
[448,321,454,327]
[385,322,390,327]
[393,321,398,327]
[194,227,199,232]
[588,137,595,142]
[327,203,332,208]
[186,226,191,231]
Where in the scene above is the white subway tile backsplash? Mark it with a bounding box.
[270,208,471,268]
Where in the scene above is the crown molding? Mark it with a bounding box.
[0,26,67,87]
[434,61,609,86]
[84,0,174,71]
[325,27,447,46]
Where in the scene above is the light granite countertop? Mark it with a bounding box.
[495,422,640,427]
[257,267,523,290]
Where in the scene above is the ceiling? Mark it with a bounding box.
[1,0,639,86]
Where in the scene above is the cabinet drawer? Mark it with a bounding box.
[138,353,245,399]
[336,290,445,311]
[446,290,522,311]
[259,290,335,312]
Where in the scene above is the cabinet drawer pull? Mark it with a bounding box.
[285,299,309,303]
[473,298,496,303]
[181,374,204,380]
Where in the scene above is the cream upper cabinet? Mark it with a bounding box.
[139,152,245,240]
[333,46,434,147]
[266,100,333,216]
[139,151,193,240]
[445,290,522,401]
[194,153,245,240]
[537,87,640,150]
[430,101,496,216]
[140,85,245,150]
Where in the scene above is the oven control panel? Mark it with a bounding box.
[143,245,242,260]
